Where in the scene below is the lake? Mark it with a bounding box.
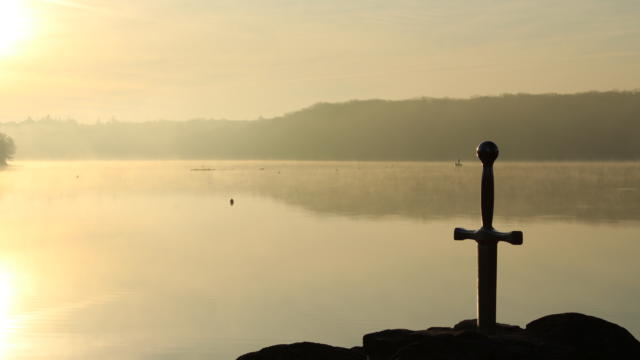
[0,160,638,359]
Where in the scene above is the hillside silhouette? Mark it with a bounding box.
[1,91,639,160]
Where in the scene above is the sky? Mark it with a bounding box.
[0,0,639,122]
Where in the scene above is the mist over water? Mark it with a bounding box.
[0,161,638,359]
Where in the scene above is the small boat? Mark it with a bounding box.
[454,159,463,167]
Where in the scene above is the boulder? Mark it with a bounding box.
[237,342,365,360]
[525,312,640,359]
[237,313,640,360]
[363,323,543,360]
[362,329,431,360]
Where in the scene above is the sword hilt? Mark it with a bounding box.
[454,227,523,245]
[477,141,498,229]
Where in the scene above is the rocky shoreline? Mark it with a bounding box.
[238,313,640,359]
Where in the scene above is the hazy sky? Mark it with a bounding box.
[0,0,639,122]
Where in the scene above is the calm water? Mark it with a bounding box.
[0,161,638,359]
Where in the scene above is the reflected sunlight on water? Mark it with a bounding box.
[0,266,19,358]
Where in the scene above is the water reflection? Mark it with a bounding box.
[7,161,639,222]
[0,161,637,359]
[247,162,640,222]
[0,266,19,358]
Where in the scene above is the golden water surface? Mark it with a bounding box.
[0,161,637,359]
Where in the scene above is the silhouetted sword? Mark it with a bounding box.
[453,141,523,334]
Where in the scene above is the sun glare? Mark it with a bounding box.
[0,0,31,56]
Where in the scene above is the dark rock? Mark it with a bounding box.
[453,319,478,331]
[237,342,365,360]
[349,346,365,357]
[453,319,523,334]
[362,329,431,360]
[525,312,640,358]
[390,332,496,360]
[363,326,544,360]
[238,313,640,360]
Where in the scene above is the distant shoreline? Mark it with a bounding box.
[2,92,639,161]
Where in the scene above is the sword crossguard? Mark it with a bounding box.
[454,227,523,246]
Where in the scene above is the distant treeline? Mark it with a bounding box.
[2,91,639,160]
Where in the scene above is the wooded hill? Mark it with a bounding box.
[2,91,639,160]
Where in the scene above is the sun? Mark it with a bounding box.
[0,0,31,56]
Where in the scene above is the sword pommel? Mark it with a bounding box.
[477,141,499,167]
